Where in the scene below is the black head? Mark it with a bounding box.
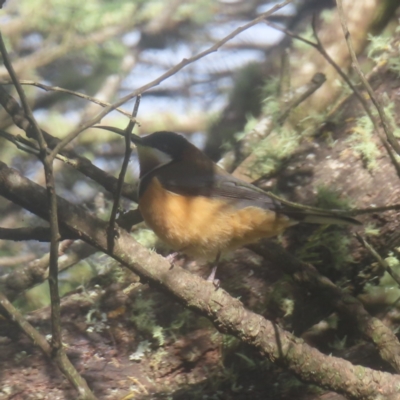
[139,131,190,160]
[133,131,195,177]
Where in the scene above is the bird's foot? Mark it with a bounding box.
[206,266,220,289]
[166,251,180,269]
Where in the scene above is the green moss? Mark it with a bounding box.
[261,77,281,122]
[367,33,392,60]
[249,125,300,177]
[315,186,353,210]
[130,294,166,346]
[347,115,380,170]
[364,223,380,236]
[383,102,400,138]
[266,277,296,318]
[296,225,352,270]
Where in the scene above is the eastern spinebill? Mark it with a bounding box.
[97,128,360,281]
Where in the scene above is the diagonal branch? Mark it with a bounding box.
[47,0,294,161]
[107,95,141,252]
[0,87,138,202]
[1,161,400,398]
[0,32,96,400]
[0,79,138,121]
[335,0,400,156]
[0,292,95,400]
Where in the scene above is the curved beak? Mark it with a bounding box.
[93,125,143,146]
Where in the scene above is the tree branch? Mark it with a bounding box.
[47,0,294,161]
[0,87,138,202]
[1,161,400,398]
[335,0,400,157]
[0,33,96,400]
[0,79,138,122]
[0,240,96,301]
[0,292,95,400]
[249,240,400,373]
[107,96,141,252]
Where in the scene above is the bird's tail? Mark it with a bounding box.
[282,209,361,226]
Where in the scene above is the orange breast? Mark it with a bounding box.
[139,177,296,260]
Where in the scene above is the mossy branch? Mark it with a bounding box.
[1,162,400,398]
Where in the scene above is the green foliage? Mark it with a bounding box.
[383,101,400,138]
[364,222,381,236]
[367,33,392,60]
[295,187,354,269]
[347,115,380,171]
[296,225,352,269]
[175,0,215,24]
[266,277,296,318]
[130,294,166,346]
[315,186,353,210]
[363,252,400,304]
[249,125,300,176]
[261,76,281,121]
[367,32,400,77]
[19,0,136,34]
[131,228,159,249]
[320,8,336,24]
[292,25,315,50]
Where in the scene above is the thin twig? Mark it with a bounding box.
[107,95,141,252]
[335,0,400,156]
[0,88,137,201]
[0,31,61,348]
[0,32,96,400]
[0,129,78,166]
[0,292,96,399]
[265,16,400,178]
[0,79,138,122]
[311,15,400,178]
[265,190,400,217]
[277,72,326,125]
[0,241,96,301]
[0,292,53,355]
[356,233,400,288]
[2,161,400,393]
[47,0,294,162]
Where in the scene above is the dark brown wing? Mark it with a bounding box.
[155,161,283,211]
[153,162,361,226]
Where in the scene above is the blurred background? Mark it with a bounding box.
[1,0,400,397]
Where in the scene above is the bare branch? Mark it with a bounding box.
[264,15,400,178]
[356,234,400,288]
[0,292,96,400]
[0,88,137,202]
[0,32,96,400]
[0,241,96,301]
[108,96,141,252]
[1,161,400,397]
[0,79,138,122]
[48,0,294,161]
[335,0,400,156]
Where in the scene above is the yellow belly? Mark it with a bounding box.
[139,178,296,259]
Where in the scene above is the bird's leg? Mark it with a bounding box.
[166,251,181,269]
[207,252,221,288]
[166,248,189,269]
[166,251,179,264]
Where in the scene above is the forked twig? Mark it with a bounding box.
[107,95,141,251]
[47,0,294,162]
[0,32,96,399]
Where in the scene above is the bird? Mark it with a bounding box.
[97,128,361,282]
